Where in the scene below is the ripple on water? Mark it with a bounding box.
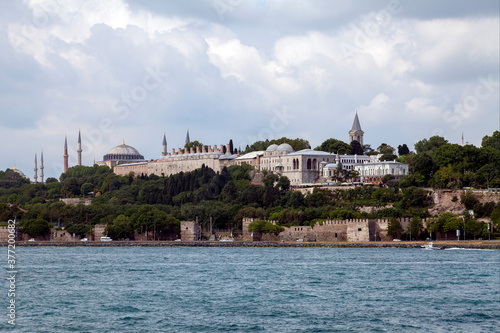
[13,246,500,332]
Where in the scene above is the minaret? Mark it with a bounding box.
[34,153,38,183]
[162,133,167,156]
[349,110,364,146]
[77,129,82,166]
[63,135,69,173]
[185,129,190,145]
[40,150,44,183]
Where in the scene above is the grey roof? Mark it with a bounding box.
[162,133,167,146]
[351,111,362,132]
[236,151,264,159]
[277,143,294,152]
[287,149,333,156]
[266,144,279,152]
[185,129,190,144]
[78,130,81,144]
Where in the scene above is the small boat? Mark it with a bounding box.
[421,242,443,250]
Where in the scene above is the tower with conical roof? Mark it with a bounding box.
[63,135,69,173]
[162,133,167,156]
[185,129,190,145]
[40,150,44,183]
[77,129,82,166]
[349,111,364,146]
[34,153,38,183]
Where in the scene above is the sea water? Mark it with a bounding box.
[5,246,500,332]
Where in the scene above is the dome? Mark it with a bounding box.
[12,166,27,178]
[266,144,279,152]
[277,143,294,152]
[103,143,144,161]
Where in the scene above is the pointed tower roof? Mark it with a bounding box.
[351,111,362,132]
[163,133,167,146]
[78,129,81,144]
[185,129,190,144]
[64,135,68,149]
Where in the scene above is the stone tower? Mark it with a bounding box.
[349,111,364,146]
[40,150,44,183]
[63,135,69,173]
[34,153,38,183]
[162,133,167,156]
[77,129,82,166]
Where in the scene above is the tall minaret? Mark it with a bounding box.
[349,110,364,146]
[63,135,69,173]
[77,129,82,166]
[185,129,190,145]
[34,153,38,183]
[162,133,167,156]
[40,150,44,183]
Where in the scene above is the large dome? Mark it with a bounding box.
[266,144,279,152]
[277,143,294,152]
[104,143,144,161]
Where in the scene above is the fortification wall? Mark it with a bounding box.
[241,217,422,242]
[180,221,200,241]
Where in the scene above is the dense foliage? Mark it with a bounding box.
[1,133,499,240]
[398,132,500,189]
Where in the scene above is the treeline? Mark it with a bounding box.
[398,131,500,189]
[0,132,499,240]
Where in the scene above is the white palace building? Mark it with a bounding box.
[93,112,408,186]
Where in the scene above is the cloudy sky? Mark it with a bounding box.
[1,0,499,180]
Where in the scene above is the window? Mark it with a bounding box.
[358,228,362,231]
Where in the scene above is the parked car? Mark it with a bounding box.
[28,238,35,242]
[80,238,88,242]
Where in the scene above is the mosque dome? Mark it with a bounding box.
[276,143,294,152]
[12,166,27,178]
[103,142,144,161]
[266,144,279,152]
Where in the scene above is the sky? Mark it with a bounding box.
[1,0,499,180]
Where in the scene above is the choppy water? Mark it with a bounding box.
[4,246,500,332]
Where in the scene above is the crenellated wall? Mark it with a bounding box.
[242,217,422,242]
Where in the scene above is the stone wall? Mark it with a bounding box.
[242,217,422,242]
[60,198,92,206]
[180,221,201,241]
[93,224,107,240]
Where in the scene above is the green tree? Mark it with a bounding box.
[387,217,403,238]
[414,136,448,154]
[20,218,52,237]
[106,215,134,240]
[184,140,203,152]
[409,217,423,240]
[398,144,410,156]
[481,131,500,150]
[80,183,94,196]
[315,138,353,154]
[378,143,395,155]
[350,140,364,155]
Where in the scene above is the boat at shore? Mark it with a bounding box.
[421,242,443,250]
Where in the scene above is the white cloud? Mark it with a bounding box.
[0,0,498,179]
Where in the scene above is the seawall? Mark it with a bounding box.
[4,241,500,249]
